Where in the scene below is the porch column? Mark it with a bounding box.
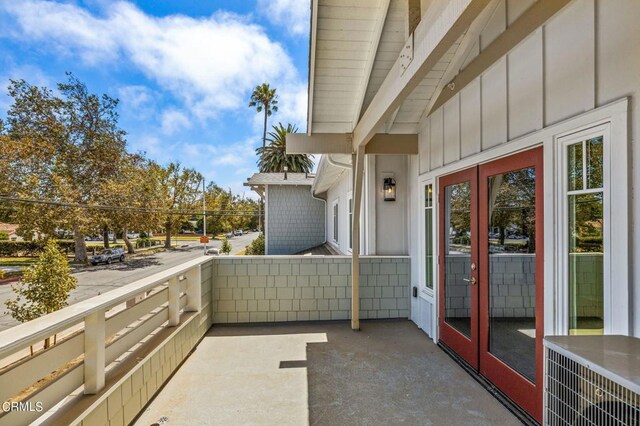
[351,146,365,330]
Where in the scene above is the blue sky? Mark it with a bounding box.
[0,0,311,198]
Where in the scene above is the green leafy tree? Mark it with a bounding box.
[5,240,77,350]
[220,238,232,255]
[249,83,278,148]
[245,233,264,255]
[256,123,314,173]
[96,155,163,253]
[2,75,127,261]
[158,163,203,248]
[0,232,8,241]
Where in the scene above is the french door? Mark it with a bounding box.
[438,147,544,422]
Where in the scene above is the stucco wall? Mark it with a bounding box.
[266,185,325,255]
[211,256,410,323]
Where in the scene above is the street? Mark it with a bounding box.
[0,232,258,331]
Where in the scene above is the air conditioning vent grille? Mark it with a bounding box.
[546,347,640,425]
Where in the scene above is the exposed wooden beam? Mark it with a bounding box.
[353,0,391,127]
[365,134,418,154]
[288,133,418,155]
[352,0,492,152]
[306,0,319,135]
[418,0,501,123]
[288,133,352,154]
[385,107,400,132]
[428,0,572,115]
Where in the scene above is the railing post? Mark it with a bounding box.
[84,309,105,394]
[168,277,180,326]
[185,265,202,312]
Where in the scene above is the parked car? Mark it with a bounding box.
[91,248,125,265]
[225,232,233,239]
[126,233,140,239]
[233,230,243,236]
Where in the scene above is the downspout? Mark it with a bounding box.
[310,191,328,244]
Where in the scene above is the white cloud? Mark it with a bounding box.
[117,85,157,119]
[257,0,310,36]
[160,108,191,135]
[0,1,302,121]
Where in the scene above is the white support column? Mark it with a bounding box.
[84,309,105,394]
[351,146,366,330]
[168,277,180,326]
[185,265,202,312]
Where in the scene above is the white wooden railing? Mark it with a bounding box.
[0,256,210,425]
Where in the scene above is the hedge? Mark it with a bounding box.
[0,241,79,257]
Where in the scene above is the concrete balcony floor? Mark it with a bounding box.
[135,320,519,425]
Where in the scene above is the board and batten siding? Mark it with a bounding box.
[415,0,640,335]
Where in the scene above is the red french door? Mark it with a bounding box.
[439,147,544,423]
[438,167,479,368]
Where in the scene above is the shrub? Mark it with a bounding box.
[0,231,9,241]
[5,241,77,349]
[245,234,265,255]
[220,238,232,255]
[0,270,4,280]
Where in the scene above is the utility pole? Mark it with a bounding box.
[203,178,207,255]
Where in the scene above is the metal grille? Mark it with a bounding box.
[546,347,640,425]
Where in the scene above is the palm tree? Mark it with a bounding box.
[256,123,314,173]
[249,83,279,148]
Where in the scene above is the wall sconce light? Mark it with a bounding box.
[383,177,396,202]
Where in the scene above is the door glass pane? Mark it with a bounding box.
[586,136,603,189]
[567,142,583,191]
[425,209,433,289]
[444,181,472,337]
[568,192,604,335]
[487,167,536,383]
[425,184,433,289]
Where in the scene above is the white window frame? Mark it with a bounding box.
[421,180,436,297]
[347,195,353,252]
[332,199,339,244]
[556,123,621,334]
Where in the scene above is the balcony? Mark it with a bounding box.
[0,255,518,425]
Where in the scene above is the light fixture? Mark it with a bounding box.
[383,177,396,202]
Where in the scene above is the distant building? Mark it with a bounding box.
[0,223,22,241]
[244,173,325,255]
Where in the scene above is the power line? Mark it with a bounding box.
[0,195,263,216]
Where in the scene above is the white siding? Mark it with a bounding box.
[412,0,640,335]
[325,155,409,256]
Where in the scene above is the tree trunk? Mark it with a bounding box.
[262,108,268,149]
[73,223,88,262]
[102,225,110,248]
[165,222,172,248]
[123,226,135,254]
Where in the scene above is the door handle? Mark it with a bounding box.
[463,277,477,285]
